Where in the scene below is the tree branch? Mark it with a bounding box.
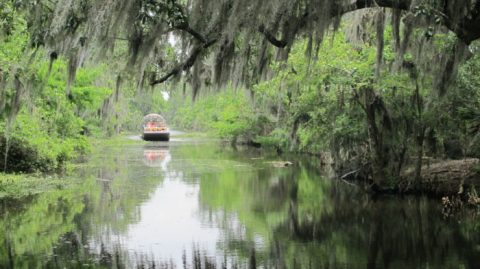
[336,0,410,15]
[470,0,480,19]
[175,23,208,44]
[258,24,288,48]
[336,0,480,44]
[150,38,218,86]
[154,0,480,87]
[457,1,480,44]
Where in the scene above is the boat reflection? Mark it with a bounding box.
[143,146,171,171]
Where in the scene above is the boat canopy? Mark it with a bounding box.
[143,114,166,125]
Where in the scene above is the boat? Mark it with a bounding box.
[142,114,170,141]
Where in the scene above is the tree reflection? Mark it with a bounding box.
[2,143,480,268]
[199,155,480,269]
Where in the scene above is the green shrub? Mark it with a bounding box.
[254,128,290,150]
[1,110,92,173]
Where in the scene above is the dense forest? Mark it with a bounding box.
[2,0,480,193]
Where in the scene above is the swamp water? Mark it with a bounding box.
[1,137,480,268]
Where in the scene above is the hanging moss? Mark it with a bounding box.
[435,40,470,96]
[46,51,58,79]
[114,74,122,103]
[10,72,23,122]
[65,50,79,99]
[375,9,385,78]
[0,70,7,115]
[11,0,480,100]
[391,8,401,52]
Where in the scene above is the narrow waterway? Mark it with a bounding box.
[1,136,479,268]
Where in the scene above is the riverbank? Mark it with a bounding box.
[0,173,79,199]
[0,135,137,199]
[3,132,480,205]
[0,132,204,199]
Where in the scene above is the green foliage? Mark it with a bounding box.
[162,20,480,187]
[71,65,113,111]
[252,33,375,154]
[441,52,480,157]
[0,8,172,174]
[3,111,91,172]
[0,4,28,68]
[254,128,290,149]
[170,87,255,140]
[0,49,112,172]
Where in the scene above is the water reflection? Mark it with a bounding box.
[102,179,220,266]
[1,140,480,268]
[143,145,171,171]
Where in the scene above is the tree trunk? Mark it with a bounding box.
[414,127,426,184]
[363,87,386,186]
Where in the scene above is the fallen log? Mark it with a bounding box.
[399,158,480,196]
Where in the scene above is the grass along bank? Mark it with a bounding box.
[0,135,138,200]
[0,173,80,199]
